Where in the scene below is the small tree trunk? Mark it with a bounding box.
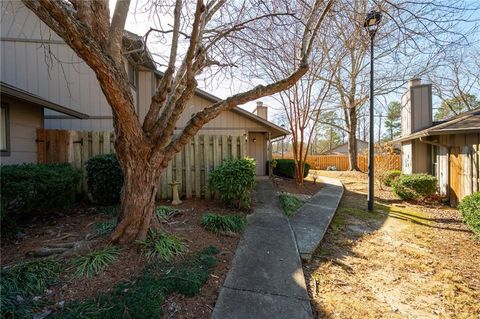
[111,159,162,244]
[295,161,304,185]
[347,107,359,171]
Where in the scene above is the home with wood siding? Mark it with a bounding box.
[0,0,288,176]
[396,78,480,206]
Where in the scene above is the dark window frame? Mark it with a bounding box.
[127,62,138,88]
[1,102,11,156]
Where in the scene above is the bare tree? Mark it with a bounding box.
[22,0,333,243]
[258,19,333,184]
[317,0,478,170]
[428,48,480,118]
[278,61,332,184]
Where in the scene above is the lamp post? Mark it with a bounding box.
[364,9,382,212]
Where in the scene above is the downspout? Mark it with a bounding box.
[418,136,449,148]
[268,132,272,177]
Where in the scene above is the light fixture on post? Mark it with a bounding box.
[364,9,382,212]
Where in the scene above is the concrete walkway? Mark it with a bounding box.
[290,176,344,261]
[211,178,313,319]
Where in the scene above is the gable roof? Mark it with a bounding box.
[123,31,156,70]
[320,139,368,154]
[153,70,290,138]
[0,82,89,119]
[394,107,480,143]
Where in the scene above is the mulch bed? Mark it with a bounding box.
[0,198,244,319]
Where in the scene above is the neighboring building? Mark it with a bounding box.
[0,1,288,174]
[0,82,88,165]
[395,78,480,206]
[320,139,368,155]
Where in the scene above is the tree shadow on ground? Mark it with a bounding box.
[304,171,472,319]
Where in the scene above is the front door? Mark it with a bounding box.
[248,132,266,175]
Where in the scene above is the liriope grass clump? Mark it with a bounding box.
[139,229,187,261]
[72,246,121,278]
[279,193,304,217]
[201,213,247,234]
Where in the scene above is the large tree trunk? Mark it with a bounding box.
[110,155,163,244]
[347,107,359,171]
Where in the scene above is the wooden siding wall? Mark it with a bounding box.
[272,154,401,172]
[437,133,480,205]
[0,98,43,165]
[36,129,248,199]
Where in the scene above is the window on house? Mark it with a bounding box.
[431,145,438,176]
[128,62,137,87]
[1,103,10,155]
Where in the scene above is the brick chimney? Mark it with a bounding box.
[255,101,268,120]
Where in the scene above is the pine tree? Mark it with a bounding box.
[383,101,401,141]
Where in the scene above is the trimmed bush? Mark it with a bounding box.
[272,159,310,179]
[393,173,437,200]
[383,170,401,187]
[0,163,81,233]
[459,192,480,237]
[209,158,256,208]
[85,154,123,204]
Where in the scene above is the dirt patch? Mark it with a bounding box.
[272,175,323,196]
[304,170,480,319]
[1,199,243,319]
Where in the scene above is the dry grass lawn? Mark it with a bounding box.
[304,171,480,319]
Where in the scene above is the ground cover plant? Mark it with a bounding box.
[201,213,247,234]
[279,193,304,217]
[52,246,219,319]
[72,246,122,278]
[95,219,117,236]
[155,205,179,221]
[209,158,256,208]
[139,229,187,261]
[0,198,243,318]
[1,259,62,318]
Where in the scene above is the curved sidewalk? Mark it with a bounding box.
[290,176,344,261]
[211,179,313,319]
[210,177,343,319]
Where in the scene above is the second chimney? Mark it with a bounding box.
[255,101,268,120]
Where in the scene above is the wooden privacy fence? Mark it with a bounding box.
[272,153,401,172]
[36,128,247,199]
